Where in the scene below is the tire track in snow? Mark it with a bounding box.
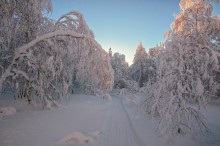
[96,94,146,146]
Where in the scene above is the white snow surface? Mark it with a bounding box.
[0,106,16,116]
[0,92,220,146]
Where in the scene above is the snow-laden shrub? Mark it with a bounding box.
[123,79,139,93]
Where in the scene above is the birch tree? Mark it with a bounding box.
[110,52,129,88]
[0,2,114,108]
[142,0,220,136]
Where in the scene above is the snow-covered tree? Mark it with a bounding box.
[54,12,114,95]
[0,0,53,100]
[130,41,157,87]
[170,0,220,100]
[110,52,129,88]
[0,0,53,67]
[0,8,114,108]
[171,0,214,36]
[209,16,220,46]
[122,79,140,93]
[209,15,220,99]
[142,0,220,136]
[130,41,148,87]
[108,48,113,58]
[149,44,164,58]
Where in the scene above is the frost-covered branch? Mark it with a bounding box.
[142,0,220,136]
[1,10,114,108]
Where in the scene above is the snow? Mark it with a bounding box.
[0,106,16,116]
[1,1,219,145]
[57,131,95,145]
[0,11,114,98]
[102,94,112,101]
[0,93,220,146]
[122,93,220,146]
[56,130,101,145]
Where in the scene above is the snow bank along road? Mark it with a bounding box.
[0,94,146,146]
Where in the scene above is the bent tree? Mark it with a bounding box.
[0,1,114,108]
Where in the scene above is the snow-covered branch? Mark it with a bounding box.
[1,9,114,108]
[141,0,220,136]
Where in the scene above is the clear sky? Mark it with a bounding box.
[50,0,220,65]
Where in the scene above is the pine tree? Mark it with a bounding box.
[130,41,157,87]
[130,41,148,87]
[108,48,112,58]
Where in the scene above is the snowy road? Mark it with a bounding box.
[96,94,145,146]
[1,94,220,146]
[0,94,146,146]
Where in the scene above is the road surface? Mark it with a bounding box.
[96,94,145,146]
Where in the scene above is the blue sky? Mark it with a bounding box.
[50,0,220,64]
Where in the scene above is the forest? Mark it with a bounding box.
[0,0,220,146]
